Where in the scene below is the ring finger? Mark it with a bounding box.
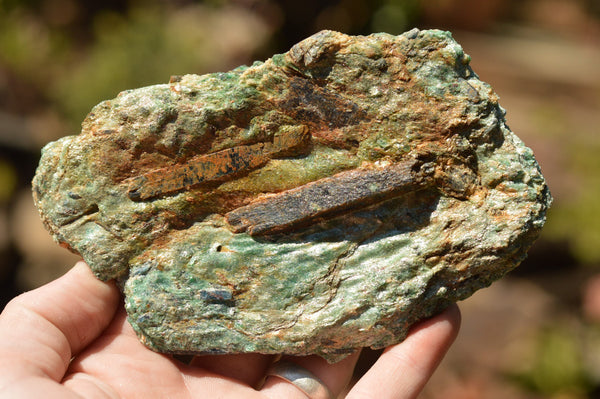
[260,351,361,399]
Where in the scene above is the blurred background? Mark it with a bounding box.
[0,0,599,397]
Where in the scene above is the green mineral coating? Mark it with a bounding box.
[32,29,551,362]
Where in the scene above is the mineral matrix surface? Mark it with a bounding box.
[33,29,551,362]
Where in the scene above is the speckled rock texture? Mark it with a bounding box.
[33,29,551,362]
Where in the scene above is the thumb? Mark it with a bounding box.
[0,261,120,386]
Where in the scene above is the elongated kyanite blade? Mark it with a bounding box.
[225,160,432,235]
[126,125,311,201]
[32,29,551,362]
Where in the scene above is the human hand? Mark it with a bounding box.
[0,261,460,398]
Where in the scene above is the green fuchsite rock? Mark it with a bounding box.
[33,29,551,362]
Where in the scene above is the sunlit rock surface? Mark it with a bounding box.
[33,29,551,362]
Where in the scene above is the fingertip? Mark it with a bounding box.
[408,302,458,331]
[392,303,462,364]
[67,259,120,306]
[71,259,93,276]
[445,303,462,340]
[418,303,461,344]
[69,260,116,290]
[346,304,462,399]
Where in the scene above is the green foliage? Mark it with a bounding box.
[0,6,70,85]
[0,159,17,203]
[510,325,592,397]
[0,0,270,132]
[371,0,420,34]
[547,147,600,264]
[53,3,265,129]
[52,5,198,126]
[532,102,600,264]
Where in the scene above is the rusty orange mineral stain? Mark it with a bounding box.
[127,143,270,201]
[126,126,310,201]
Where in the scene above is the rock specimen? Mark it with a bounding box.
[33,29,551,362]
